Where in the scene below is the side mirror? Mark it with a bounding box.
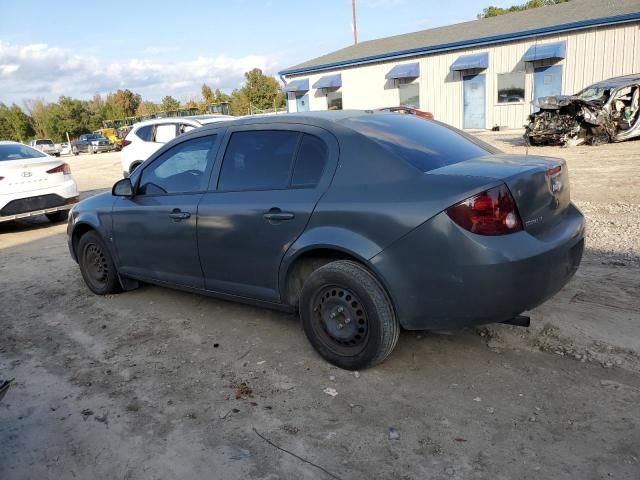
[112,177,134,197]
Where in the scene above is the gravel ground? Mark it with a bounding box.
[1,136,639,480]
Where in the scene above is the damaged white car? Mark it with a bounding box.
[525,73,640,146]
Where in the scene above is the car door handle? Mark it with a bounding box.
[168,209,191,221]
[263,209,295,221]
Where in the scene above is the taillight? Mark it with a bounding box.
[46,163,71,175]
[121,139,132,147]
[446,184,522,236]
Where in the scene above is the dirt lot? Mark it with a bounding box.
[1,135,639,480]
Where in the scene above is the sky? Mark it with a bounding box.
[0,0,516,105]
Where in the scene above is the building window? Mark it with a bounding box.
[327,91,342,110]
[497,72,525,103]
[399,83,419,108]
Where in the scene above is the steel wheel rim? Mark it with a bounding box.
[311,285,369,356]
[84,243,109,287]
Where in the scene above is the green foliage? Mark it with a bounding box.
[479,0,571,18]
[105,89,142,118]
[229,68,285,116]
[161,95,181,111]
[201,84,214,103]
[0,103,35,142]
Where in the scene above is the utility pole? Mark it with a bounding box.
[352,0,358,45]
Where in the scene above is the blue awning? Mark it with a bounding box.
[385,62,420,80]
[312,73,342,89]
[450,52,488,71]
[523,41,566,62]
[284,79,309,93]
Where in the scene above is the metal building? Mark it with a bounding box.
[280,0,640,130]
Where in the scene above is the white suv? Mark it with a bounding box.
[120,115,233,176]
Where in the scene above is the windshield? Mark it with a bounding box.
[86,134,106,140]
[35,139,54,146]
[0,144,47,161]
[576,86,611,103]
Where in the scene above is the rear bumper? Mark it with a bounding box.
[371,203,585,330]
[0,180,80,222]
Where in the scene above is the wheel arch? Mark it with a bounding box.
[279,243,398,317]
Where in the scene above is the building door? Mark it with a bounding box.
[296,94,310,112]
[534,65,563,106]
[463,74,486,129]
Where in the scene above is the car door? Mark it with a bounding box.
[197,125,338,302]
[112,133,220,288]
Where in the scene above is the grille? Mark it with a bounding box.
[1,194,66,216]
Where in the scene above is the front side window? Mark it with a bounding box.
[399,82,420,108]
[218,130,299,191]
[138,135,217,195]
[497,72,525,103]
[327,91,343,111]
[154,124,177,143]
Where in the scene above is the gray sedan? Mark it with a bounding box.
[67,111,585,369]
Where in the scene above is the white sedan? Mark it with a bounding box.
[0,141,79,223]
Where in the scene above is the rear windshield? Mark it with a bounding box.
[342,114,498,172]
[0,144,47,161]
[36,139,54,145]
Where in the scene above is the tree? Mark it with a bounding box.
[23,98,49,138]
[136,101,160,116]
[105,89,142,118]
[478,0,571,18]
[160,95,180,112]
[42,96,96,142]
[229,68,285,116]
[201,83,214,104]
[0,104,35,142]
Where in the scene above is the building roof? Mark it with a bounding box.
[281,0,640,76]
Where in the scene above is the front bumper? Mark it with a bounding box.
[371,203,585,330]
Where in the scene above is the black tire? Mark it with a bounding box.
[45,210,69,223]
[77,231,121,295]
[299,260,399,370]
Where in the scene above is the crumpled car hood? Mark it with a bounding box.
[534,95,598,110]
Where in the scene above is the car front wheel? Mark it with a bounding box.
[77,231,121,295]
[299,260,399,370]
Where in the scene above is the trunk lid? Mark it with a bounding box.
[429,154,570,236]
[0,157,68,195]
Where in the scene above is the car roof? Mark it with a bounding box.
[132,117,201,129]
[197,110,380,132]
[0,141,22,145]
[587,73,640,90]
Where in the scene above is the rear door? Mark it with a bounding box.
[197,125,337,302]
[112,133,220,288]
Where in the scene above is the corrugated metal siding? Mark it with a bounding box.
[285,22,640,129]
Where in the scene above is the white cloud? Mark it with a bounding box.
[0,40,281,104]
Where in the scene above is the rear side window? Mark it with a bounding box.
[135,125,153,142]
[219,130,299,191]
[154,124,177,143]
[291,134,328,187]
[343,115,497,172]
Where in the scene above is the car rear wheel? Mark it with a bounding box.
[299,260,399,370]
[78,231,121,295]
[45,210,69,223]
